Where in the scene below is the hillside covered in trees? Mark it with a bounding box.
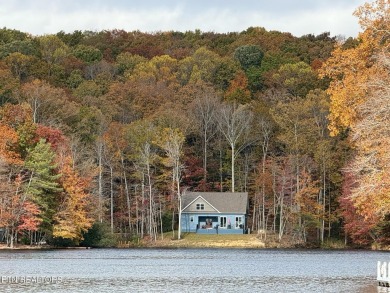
[0,0,389,248]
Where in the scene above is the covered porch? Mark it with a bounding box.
[196,228,245,234]
[196,216,245,234]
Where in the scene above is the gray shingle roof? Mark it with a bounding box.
[181,192,248,214]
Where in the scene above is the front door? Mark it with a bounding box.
[220,216,227,228]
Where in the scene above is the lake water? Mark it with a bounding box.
[0,248,389,292]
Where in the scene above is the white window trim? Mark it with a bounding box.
[196,203,205,210]
[220,216,227,228]
[235,216,242,228]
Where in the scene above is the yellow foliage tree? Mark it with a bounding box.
[53,156,93,242]
[320,0,390,136]
[321,0,390,235]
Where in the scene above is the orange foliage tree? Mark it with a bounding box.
[53,156,93,243]
[0,174,42,248]
[321,0,390,244]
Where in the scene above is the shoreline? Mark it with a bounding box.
[0,245,385,251]
[0,244,90,250]
[1,233,387,250]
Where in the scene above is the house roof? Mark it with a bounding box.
[181,192,248,214]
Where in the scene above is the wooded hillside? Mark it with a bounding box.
[0,0,388,248]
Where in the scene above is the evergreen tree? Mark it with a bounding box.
[24,139,62,232]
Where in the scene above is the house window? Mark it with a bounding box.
[235,216,242,228]
[220,217,227,228]
[190,216,194,222]
[196,203,204,210]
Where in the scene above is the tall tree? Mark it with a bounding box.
[53,156,93,243]
[19,79,69,124]
[251,102,274,236]
[157,128,185,239]
[321,0,390,244]
[127,120,159,239]
[217,102,253,192]
[24,139,62,235]
[37,35,69,77]
[234,45,264,71]
[103,122,132,234]
[0,173,41,248]
[191,84,219,188]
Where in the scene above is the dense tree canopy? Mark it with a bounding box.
[0,1,388,248]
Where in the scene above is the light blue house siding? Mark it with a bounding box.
[180,192,248,235]
[181,213,245,234]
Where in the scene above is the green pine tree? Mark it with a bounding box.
[24,139,62,233]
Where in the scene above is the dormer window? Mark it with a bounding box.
[196,203,205,210]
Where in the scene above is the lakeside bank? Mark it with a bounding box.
[2,233,387,250]
[118,233,348,249]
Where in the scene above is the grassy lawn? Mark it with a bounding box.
[181,233,253,241]
[152,232,266,248]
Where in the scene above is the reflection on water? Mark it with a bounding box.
[0,248,389,292]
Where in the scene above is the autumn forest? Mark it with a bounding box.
[0,0,389,248]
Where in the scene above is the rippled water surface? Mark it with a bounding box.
[0,248,389,292]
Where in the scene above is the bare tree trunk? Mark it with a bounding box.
[259,118,271,236]
[121,157,131,234]
[141,180,145,239]
[217,102,253,193]
[134,185,139,237]
[10,228,14,248]
[261,151,267,237]
[219,143,223,192]
[147,158,154,240]
[152,202,157,242]
[278,173,286,242]
[32,98,39,123]
[252,203,256,232]
[278,195,284,242]
[272,165,277,233]
[176,162,182,240]
[293,124,303,242]
[192,90,219,191]
[160,201,163,240]
[171,172,175,240]
[243,153,250,192]
[97,141,104,223]
[203,129,208,190]
[178,189,182,240]
[158,128,184,240]
[328,187,331,238]
[231,144,235,192]
[321,163,326,243]
[110,166,114,234]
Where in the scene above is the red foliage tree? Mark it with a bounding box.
[339,169,377,246]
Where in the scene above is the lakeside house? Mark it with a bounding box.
[180,192,248,234]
